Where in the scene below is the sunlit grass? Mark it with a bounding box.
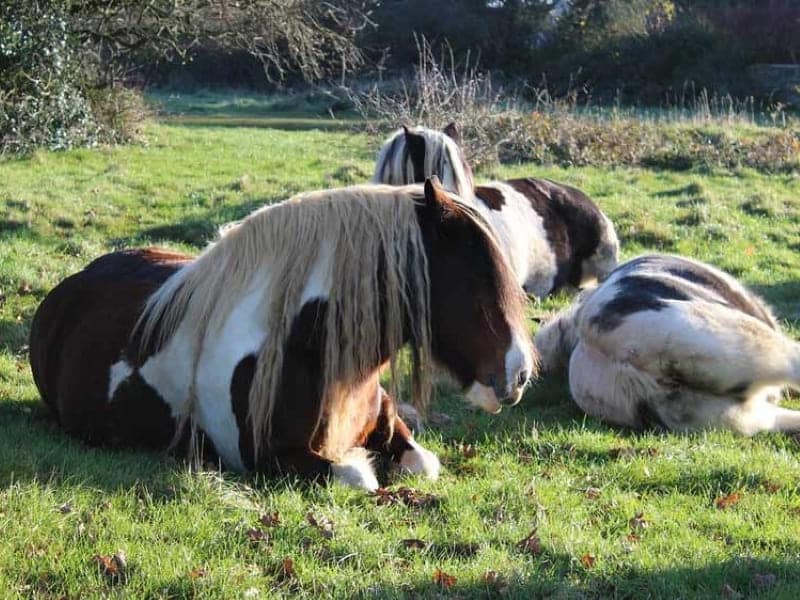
[0,100,799,598]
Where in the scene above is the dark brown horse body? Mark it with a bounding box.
[30,180,534,490]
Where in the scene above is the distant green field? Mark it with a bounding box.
[0,96,799,598]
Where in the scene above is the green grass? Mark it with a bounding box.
[1,97,800,598]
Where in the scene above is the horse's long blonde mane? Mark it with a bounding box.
[373,127,474,200]
[136,184,434,461]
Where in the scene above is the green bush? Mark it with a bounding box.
[0,1,149,156]
[0,2,100,154]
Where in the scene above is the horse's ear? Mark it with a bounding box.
[424,175,454,215]
[443,122,461,144]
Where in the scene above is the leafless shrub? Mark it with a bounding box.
[347,38,799,174]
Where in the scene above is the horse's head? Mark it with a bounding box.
[373,123,474,200]
[418,177,536,413]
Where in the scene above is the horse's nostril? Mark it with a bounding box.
[517,370,529,387]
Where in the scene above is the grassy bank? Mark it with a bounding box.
[0,99,799,598]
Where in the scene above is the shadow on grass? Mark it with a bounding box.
[752,280,800,322]
[111,196,278,248]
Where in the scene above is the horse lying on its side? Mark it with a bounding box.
[535,254,800,435]
[30,179,535,489]
[373,123,619,298]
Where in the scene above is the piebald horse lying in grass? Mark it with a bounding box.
[30,179,535,490]
[373,123,620,298]
[535,254,800,435]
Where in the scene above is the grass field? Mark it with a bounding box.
[1,94,799,598]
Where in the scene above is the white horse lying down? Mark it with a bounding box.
[535,254,800,435]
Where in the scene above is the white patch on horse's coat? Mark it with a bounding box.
[193,281,269,472]
[136,249,335,472]
[300,238,334,304]
[331,447,379,491]
[107,360,133,399]
[504,328,534,401]
[473,182,557,297]
[465,382,502,413]
[139,325,195,418]
[398,438,441,480]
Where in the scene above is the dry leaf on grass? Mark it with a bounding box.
[580,553,596,569]
[401,538,429,551]
[629,512,649,531]
[715,492,741,510]
[189,567,208,580]
[584,487,601,500]
[306,512,334,539]
[259,511,281,527]
[516,529,543,556]
[433,569,457,588]
[246,528,269,544]
[58,502,72,514]
[93,551,128,584]
[373,487,439,509]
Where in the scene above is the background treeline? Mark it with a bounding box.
[152,0,799,105]
[2,0,798,156]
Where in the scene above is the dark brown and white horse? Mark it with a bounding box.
[373,124,620,298]
[535,254,800,435]
[30,179,534,490]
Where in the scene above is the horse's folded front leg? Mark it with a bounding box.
[366,389,440,481]
[271,447,379,492]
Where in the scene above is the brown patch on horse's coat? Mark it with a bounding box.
[507,178,604,291]
[28,248,191,446]
[475,185,505,211]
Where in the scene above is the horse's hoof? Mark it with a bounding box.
[332,448,379,491]
[399,440,441,480]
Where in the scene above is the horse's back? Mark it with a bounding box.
[29,248,190,442]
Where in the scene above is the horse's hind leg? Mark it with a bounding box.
[365,388,440,480]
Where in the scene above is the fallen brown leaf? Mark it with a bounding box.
[762,480,781,494]
[580,553,596,569]
[373,487,439,509]
[306,512,334,539]
[433,569,457,588]
[276,558,296,582]
[516,528,543,556]
[93,551,128,584]
[400,538,429,551]
[626,533,641,543]
[629,511,649,531]
[609,447,637,460]
[189,567,207,580]
[17,282,32,296]
[259,511,281,527]
[58,502,72,514]
[457,443,477,459]
[584,487,601,500]
[716,492,741,510]
[246,528,269,544]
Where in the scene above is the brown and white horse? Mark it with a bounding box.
[535,254,800,435]
[30,179,535,490]
[373,124,620,298]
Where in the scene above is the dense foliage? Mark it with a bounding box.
[0,2,99,154]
